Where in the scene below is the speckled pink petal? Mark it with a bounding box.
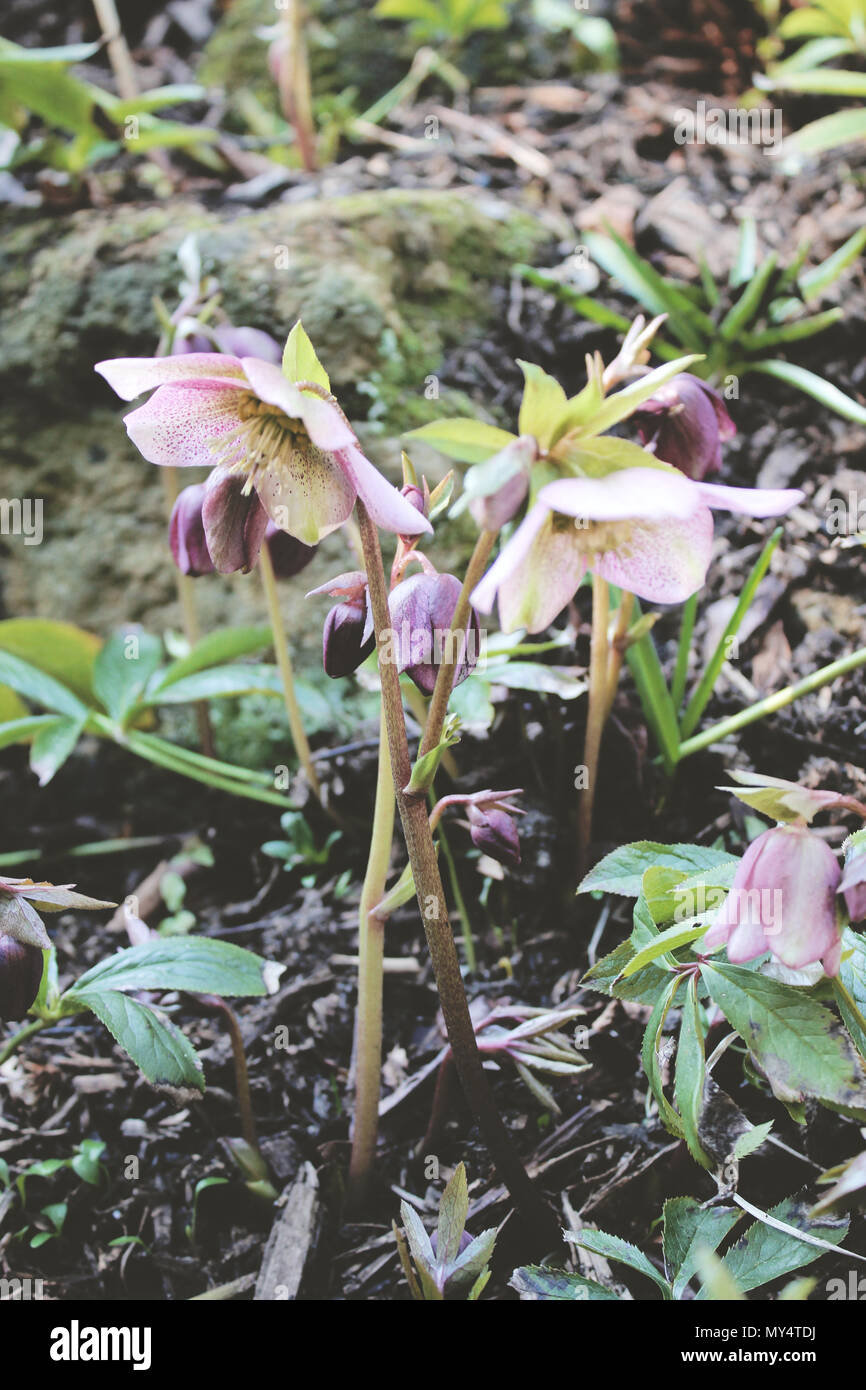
[338,444,432,535]
[95,354,246,401]
[239,358,356,452]
[697,482,804,516]
[123,381,248,468]
[539,467,698,523]
[473,504,586,634]
[591,508,713,603]
[254,443,356,546]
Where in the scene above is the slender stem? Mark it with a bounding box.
[672,593,697,712]
[258,542,322,802]
[578,575,611,868]
[91,0,140,100]
[418,529,498,761]
[603,589,634,723]
[436,815,477,973]
[122,728,294,808]
[160,466,214,758]
[355,501,555,1241]
[219,1001,257,1148]
[280,0,317,172]
[347,707,395,1206]
[677,645,866,759]
[0,1016,51,1066]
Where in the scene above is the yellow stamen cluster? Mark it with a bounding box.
[210,392,307,493]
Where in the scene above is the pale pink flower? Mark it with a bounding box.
[703,825,843,975]
[94,353,432,547]
[471,465,803,633]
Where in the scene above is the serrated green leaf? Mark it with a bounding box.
[700,961,866,1109]
[566,1226,671,1297]
[698,1197,849,1297]
[663,1197,742,1299]
[156,627,273,690]
[75,990,204,1092]
[93,629,163,723]
[65,937,270,1001]
[509,1265,618,1300]
[675,977,713,1168]
[0,649,88,720]
[437,1163,469,1268]
[579,842,736,897]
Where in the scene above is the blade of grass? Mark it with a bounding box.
[624,600,680,774]
[719,251,778,341]
[671,593,698,712]
[749,360,866,426]
[679,527,782,740]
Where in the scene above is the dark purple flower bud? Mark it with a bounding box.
[466,803,521,866]
[0,932,43,1021]
[211,325,283,364]
[387,572,480,695]
[633,373,735,480]
[170,484,215,577]
[201,471,269,574]
[307,572,374,678]
[323,601,375,678]
[264,521,317,579]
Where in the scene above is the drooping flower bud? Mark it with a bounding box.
[703,824,842,975]
[840,831,866,924]
[201,471,269,574]
[465,435,535,531]
[169,484,215,578]
[387,571,480,695]
[634,373,735,480]
[307,572,374,678]
[466,802,521,866]
[0,933,43,1020]
[211,325,282,364]
[264,521,317,579]
[171,326,213,355]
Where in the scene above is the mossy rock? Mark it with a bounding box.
[0,188,548,639]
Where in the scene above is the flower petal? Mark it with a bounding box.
[473,504,586,633]
[95,354,246,400]
[539,467,699,523]
[591,509,713,604]
[239,358,356,452]
[202,467,269,573]
[255,441,356,546]
[123,381,247,469]
[697,482,804,516]
[338,444,433,536]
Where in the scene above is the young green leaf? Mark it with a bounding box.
[663,1197,742,1299]
[674,976,713,1168]
[74,991,205,1093]
[65,937,273,1001]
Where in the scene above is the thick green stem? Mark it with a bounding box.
[578,576,610,868]
[356,502,555,1241]
[418,529,498,761]
[347,706,395,1206]
[0,1016,51,1066]
[258,542,322,803]
[677,645,866,759]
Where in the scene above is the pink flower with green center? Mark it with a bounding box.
[94,352,432,547]
[471,465,804,633]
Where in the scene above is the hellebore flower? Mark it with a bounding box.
[840,833,866,924]
[94,351,432,547]
[308,572,375,679]
[465,435,536,531]
[170,483,215,577]
[201,470,270,574]
[467,802,520,866]
[0,933,44,1020]
[387,571,480,695]
[703,824,843,975]
[264,521,317,580]
[472,465,803,634]
[634,373,736,480]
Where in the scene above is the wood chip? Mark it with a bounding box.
[254,1162,320,1302]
